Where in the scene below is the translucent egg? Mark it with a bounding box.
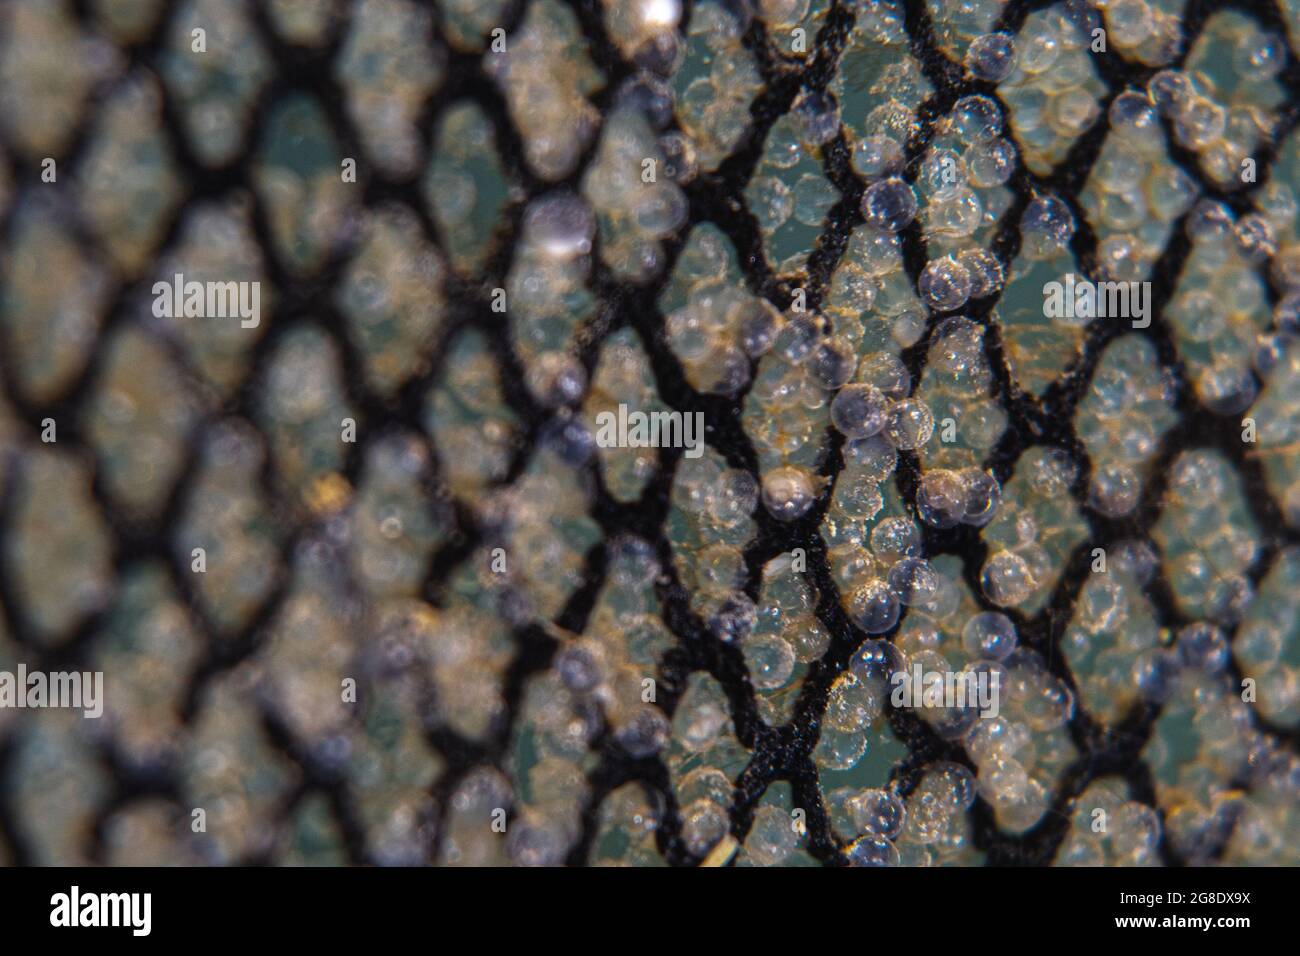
[1185,199,1233,242]
[849,637,906,682]
[1105,0,1153,44]
[835,471,883,519]
[524,192,595,260]
[749,175,793,231]
[759,0,812,27]
[810,338,855,389]
[918,255,973,312]
[744,633,797,690]
[959,468,1001,526]
[962,611,1018,661]
[1110,538,1159,585]
[843,433,897,481]
[738,298,783,356]
[816,725,868,770]
[958,248,1004,299]
[614,72,675,129]
[1089,462,1140,517]
[745,805,799,866]
[714,469,759,525]
[1097,234,1143,282]
[609,535,660,586]
[1134,648,1177,701]
[966,137,1017,188]
[845,834,899,866]
[762,465,817,521]
[826,672,883,731]
[862,177,918,233]
[765,116,804,169]
[1147,70,1191,116]
[851,134,904,180]
[792,88,841,145]
[635,193,689,244]
[920,148,963,195]
[1049,88,1100,136]
[1020,195,1075,256]
[1176,622,1229,673]
[850,578,901,634]
[793,172,839,227]
[885,399,935,450]
[709,591,756,642]
[682,799,729,857]
[848,788,906,839]
[1173,96,1226,149]
[529,352,588,407]
[705,344,751,395]
[982,550,1036,606]
[615,704,670,757]
[1078,576,1124,634]
[555,642,602,693]
[917,469,968,528]
[857,228,903,277]
[928,186,984,239]
[658,130,698,183]
[1108,90,1157,131]
[951,95,1003,145]
[887,557,940,606]
[831,265,878,315]
[774,313,820,364]
[965,32,1015,82]
[679,767,731,806]
[933,761,977,809]
[870,515,922,563]
[1237,29,1286,78]
[892,308,928,347]
[1017,25,1059,73]
[830,383,890,439]
[856,351,911,398]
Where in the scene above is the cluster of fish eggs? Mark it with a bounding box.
[7,0,1300,870]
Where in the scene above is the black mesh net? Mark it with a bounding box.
[0,0,1297,867]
